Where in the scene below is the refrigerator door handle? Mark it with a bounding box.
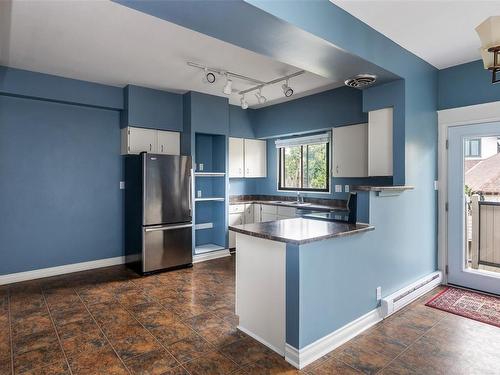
[188,170,193,215]
[145,223,193,232]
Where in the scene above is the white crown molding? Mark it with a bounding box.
[0,256,125,285]
[438,101,500,127]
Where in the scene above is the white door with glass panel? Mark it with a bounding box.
[448,122,500,295]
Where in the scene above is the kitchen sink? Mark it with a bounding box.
[273,201,312,206]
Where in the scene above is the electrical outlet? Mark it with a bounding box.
[119,181,125,190]
[344,185,350,193]
[376,286,382,301]
[434,180,439,191]
[197,190,202,198]
[335,185,342,193]
[199,163,204,171]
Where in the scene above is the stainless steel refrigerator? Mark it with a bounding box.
[124,153,193,274]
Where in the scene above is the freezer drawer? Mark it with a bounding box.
[142,223,193,273]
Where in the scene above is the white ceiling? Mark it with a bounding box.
[0,0,340,109]
[332,0,500,69]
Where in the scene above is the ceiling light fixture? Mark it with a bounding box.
[223,75,233,95]
[202,67,216,84]
[281,79,293,97]
[240,95,249,109]
[476,16,500,84]
[255,88,267,104]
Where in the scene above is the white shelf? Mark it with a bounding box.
[195,172,225,177]
[195,222,213,230]
[195,197,225,202]
[195,243,226,254]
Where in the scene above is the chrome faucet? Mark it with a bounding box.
[297,191,304,204]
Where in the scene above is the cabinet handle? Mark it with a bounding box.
[161,145,164,152]
[336,165,339,174]
[149,144,152,152]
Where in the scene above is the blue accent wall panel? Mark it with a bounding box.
[0,95,122,274]
[229,105,255,138]
[0,66,123,110]
[438,60,500,110]
[122,85,183,131]
[286,243,300,349]
[190,92,229,135]
[252,87,366,139]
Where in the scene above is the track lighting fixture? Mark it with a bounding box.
[240,95,248,109]
[255,88,267,104]
[202,68,216,84]
[281,79,293,97]
[223,75,233,95]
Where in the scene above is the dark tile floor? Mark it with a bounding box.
[1,255,499,374]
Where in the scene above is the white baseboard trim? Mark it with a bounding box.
[285,308,383,369]
[238,325,285,356]
[0,256,126,285]
[193,249,231,263]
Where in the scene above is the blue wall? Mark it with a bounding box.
[122,85,183,131]
[229,105,255,138]
[246,0,438,348]
[438,59,500,110]
[0,66,123,110]
[0,95,122,275]
[253,86,366,139]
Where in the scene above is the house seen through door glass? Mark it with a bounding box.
[464,135,500,275]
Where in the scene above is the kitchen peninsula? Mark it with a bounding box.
[229,217,374,367]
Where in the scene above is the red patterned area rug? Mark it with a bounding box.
[426,287,500,328]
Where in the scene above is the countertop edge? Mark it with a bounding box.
[229,222,375,245]
[350,185,415,192]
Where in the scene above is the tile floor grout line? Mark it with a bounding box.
[374,310,446,374]
[40,288,74,375]
[7,289,14,375]
[73,288,133,375]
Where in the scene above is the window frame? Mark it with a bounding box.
[464,138,481,158]
[277,142,330,193]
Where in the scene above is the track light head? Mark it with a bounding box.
[282,80,293,97]
[240,95,248,109]
[255,88,267,104]
[202,68,216,84]
[223,76,233,95]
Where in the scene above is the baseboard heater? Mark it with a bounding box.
[381,271,442,318]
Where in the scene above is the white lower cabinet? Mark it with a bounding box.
[229,211,244,249]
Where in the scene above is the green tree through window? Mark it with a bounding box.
[279,141,329,192]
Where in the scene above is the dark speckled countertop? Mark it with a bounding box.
[229,218,374,245]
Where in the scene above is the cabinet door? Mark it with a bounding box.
[229,212,244,248]
[126,127,158,154]
[253,204,262,222]
[157,131,180,155]
[244,204,254,224]
[244,139,267,178]
[261,212,277,222]
[229,138,244,178]
[368,108,393,176]
[333,123,368,177]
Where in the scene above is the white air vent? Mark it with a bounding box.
[344,74,377,88]
[381,271,442,318]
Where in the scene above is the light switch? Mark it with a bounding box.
[119,181,125,190]
[344,185,350,193]
[434,180,439,191]
[335,185,342,193]
[197,190,202,198]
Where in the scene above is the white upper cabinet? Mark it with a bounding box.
[244,139,267,178]
[157,131,180,155]
[229,138,245,178]
[368,108,393,176]
[228,137,267,178]
[333,123,368,178]
[121,127,180,155]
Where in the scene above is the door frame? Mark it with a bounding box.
[438,101,500,285]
